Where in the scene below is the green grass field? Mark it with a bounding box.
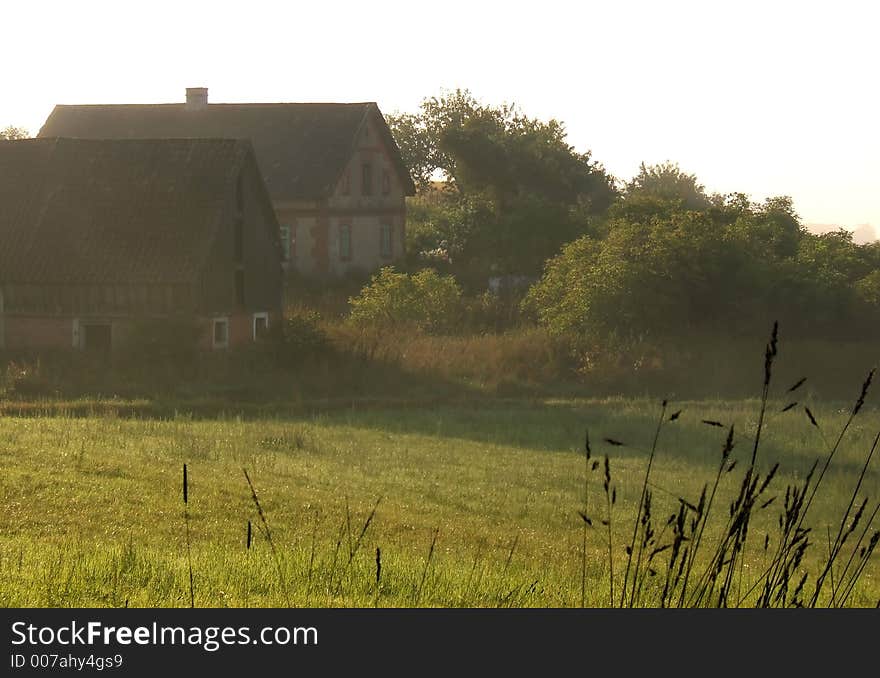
[1,395,877,608]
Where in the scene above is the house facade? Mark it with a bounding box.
[0,137,282,351]
[38,89,416,278]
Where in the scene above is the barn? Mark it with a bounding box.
[0,137,283,351]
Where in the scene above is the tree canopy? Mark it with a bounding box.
[388,90,616,279]
[524,195,880,344]
[1,126,29,140]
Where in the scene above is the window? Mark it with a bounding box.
[362,163,373,196]
[339,223,352,261]
[253,312,269,340]
[381,169,391,195]
[279,224,291,261]
[213,318,229,349]
[235,270,245,306]
[380,223,393,259]
[340,169,351,196]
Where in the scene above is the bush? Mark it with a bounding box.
[116,317,203,370]
[348,267,463,334]
[276,307,331,366]
[1,360,55,398]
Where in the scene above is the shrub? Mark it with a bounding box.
[116,317,203,370]
[1,360,55,398]
[276,307,331,366]
[348,267,463,334]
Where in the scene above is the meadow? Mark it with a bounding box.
[1,392,877,608]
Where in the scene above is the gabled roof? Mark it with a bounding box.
[38,102,416,200]
[0,137,256,285]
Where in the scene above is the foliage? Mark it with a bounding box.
[0,125,29,140]
[624,161,711,210]
[117,317,203,369]
[0,360,53,398]
[276,307,331,366]
[348,267,462,334]
[389,90,616,278]
[525,195,880,344]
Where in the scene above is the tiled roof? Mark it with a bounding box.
[0,137,252,285]
[38,102,416,200]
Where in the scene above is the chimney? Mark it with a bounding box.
[185,87,208,110]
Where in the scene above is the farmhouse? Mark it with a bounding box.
[0,137,282,351]
[38,88,416,277]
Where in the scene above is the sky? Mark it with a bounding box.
[3,0,877,239]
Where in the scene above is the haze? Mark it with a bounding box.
[3,0,876,239]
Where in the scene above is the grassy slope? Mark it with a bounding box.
[1,398,877,607]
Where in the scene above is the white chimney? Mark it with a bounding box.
[185,87,208,110]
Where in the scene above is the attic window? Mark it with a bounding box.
[381,169,390,195]
[340,169,351,196]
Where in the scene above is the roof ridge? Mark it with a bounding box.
[52,101,377,108]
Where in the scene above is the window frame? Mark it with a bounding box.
[380,222,393,259]
[381,168,391,195]
[252,312,269,341]
[212,317,229,349]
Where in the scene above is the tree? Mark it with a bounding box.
[1,126,29,140]
[524,194,880,344]
[387,90,616,278]
[624,161,711,210]
[388,90,615,207]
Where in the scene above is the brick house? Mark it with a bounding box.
[0,137,282,351]
[38,88,416,277]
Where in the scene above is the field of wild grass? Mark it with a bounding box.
[1,394,877,607]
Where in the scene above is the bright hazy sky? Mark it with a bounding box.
[3,0,877,238]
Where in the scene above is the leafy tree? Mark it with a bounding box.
[348,267,463,334]
[387,90,616,278]
[624,161,711,210]
[1,126,29,140]
[524,195,880,344]
[389,90,614,207]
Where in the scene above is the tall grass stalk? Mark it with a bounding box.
[182,463,194,608]
[242,467,290,607]
[580,430,592,608]
[621,399,667,607]
[415,527,439,606]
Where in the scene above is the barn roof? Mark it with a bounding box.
[0,137,255,285]
[38,101,416,200]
